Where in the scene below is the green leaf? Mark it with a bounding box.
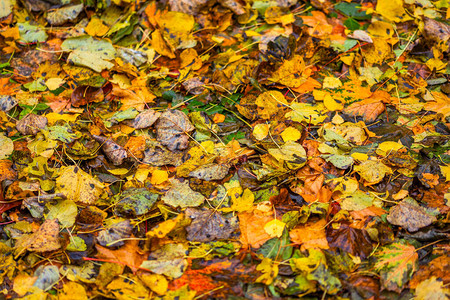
[335,2,371,20]
[18,22,48,43]
[24,79,47,92]
[344,17,360,30]
[66,236,87,252]
[257,229,293,261]
[48,124,80,143]
[373,240,419,292]
[46,200,78,228]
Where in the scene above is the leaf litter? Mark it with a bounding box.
[0,0,449,299]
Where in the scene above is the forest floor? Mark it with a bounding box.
[0,0,449,299]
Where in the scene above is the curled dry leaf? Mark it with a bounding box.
[156,109,195,151]
[93,135,127,166]
[16,114,48,135]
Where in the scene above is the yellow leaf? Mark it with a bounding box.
[180,48,202,70]
[323,93,345,111]
[426,58,447,73]
[150,169,168,185]
[351,152,369,161]
[45,112,79,125]
[227,188,254,213]
[286,102,327,125]
[107,168,130,175]
[269,55,307,88]
[256,258,279,285]
[140,273,168,296]
[255,90,288,119]
[354,160,393,185]
[85,17,109,36]
[424,91,450,118]
[13,273,37,297]
[200,140,215,154]
[281,127,301,142]
[158,11,194,33]
[59,282,88,300]
[264,219,286,238]
[0,133,13,159]
[323,77,342,89]
[150,29,175,58]
[133,166,151,182]
[253,123,270,140]
[440,165,450,182]
[56,166,105,204]
[146,214,183,239]
[376,0,413,22]
[45,78,65,90]
[376,141,404,156]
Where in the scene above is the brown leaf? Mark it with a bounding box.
[386,199,437,232]
[124,109,161,129]
[185,208,239,242]
[189,163,230,181]
[156,109,195,151]
[327,224,373,259]
[71,85,104,107]
[93,135,127,166]
[410,255,450,289]
[16,114,48,135]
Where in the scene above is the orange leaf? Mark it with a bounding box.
[95,238,147,274]
[289,218,329,250]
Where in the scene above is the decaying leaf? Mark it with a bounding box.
[189,163,230,181]
[373,240,418,292]
[16,114,48,135]
[113,188,158,218]
[55,166,104,205]
[387,198,437,232]
[185,208,239,242]
[156,109,195,151]
[162,179,205,208]
[93,135,128,166]
[17,219,61,254]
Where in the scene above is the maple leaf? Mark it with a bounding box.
[373,240,419,292]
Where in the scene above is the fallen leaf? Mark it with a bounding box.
[386,198,437,232]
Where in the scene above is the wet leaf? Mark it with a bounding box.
[327,224,373,259]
